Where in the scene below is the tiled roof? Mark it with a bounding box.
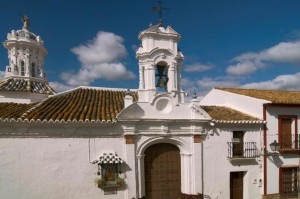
[0,87,138,123]
[201,106,263,124]
[216,87,300,104]
[0,78,55,95]
[0,87,262,124]
[0,103,35,120]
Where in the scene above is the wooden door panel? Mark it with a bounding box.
[145,143,181,199]
[230,172,243,199]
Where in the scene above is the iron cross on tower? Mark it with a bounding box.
[152,0,169,26]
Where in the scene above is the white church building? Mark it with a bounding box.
[0,17,299,199]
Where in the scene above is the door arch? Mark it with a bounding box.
[144,143,181,199]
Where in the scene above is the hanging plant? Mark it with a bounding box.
[94,153,126,189]
[116,177,125,186]
[94,177,126,189]
[94,178,107,189]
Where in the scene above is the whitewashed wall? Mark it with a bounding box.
[265,106,300,194]
[202,125,263,199]
[200,88,269,119]
[0,91,48,103]
[0,122,136,199]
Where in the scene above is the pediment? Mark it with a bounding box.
[117,95,211,121]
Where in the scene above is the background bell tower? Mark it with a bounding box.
[136,23,184,103]
[3,16,48,81]
[0,16,55,103]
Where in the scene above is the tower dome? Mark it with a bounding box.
[0,16,55,103]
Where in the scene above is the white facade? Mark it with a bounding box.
[201,88,300,198]
[202,125,263,199]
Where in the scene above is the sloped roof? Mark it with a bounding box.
[0,87,138,123]
[0,103,35,120]
[215,87,300,104]
[0,78,55,95]
[0,87,263,124]
[201,106,263,124]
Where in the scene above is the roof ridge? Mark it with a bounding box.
[51,86,137,98]
[215,87,300,93]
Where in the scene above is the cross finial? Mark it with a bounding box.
[152,0,169,27]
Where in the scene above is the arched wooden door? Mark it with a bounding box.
[144,143,181,199]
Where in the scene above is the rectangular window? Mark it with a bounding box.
[279,115,298,151]
[232,131,244,157]
[280,167,299,198]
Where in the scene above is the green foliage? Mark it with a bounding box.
[94,177,126,189]
[94,178,106,188]
[116,177,125,186]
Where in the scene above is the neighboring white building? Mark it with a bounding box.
[0,18,290,199]
[201,87,300,199]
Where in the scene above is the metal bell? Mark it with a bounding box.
[156,77,166,88]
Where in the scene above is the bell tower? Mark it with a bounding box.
[136,23,184,103]
[3,16,48,81]
[0,16,55,103]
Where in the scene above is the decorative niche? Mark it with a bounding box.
[94,153,126,189]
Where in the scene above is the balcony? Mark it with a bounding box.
[227,142,259,160]
[279,135,300,154]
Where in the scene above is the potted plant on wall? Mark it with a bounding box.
[94,153,126,189]
[94,178,107,189]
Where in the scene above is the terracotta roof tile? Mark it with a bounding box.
[0,78,55,95]
[216,87,300,104]
[201,106,262,123]
[19,87,138,122]
[0,103,35,120]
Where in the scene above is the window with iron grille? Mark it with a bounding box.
[280,167,299,198]
[278,115,298,151]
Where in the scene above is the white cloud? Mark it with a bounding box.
[181,78,203,100]
[197,77,240,90]
[226,61,259,76]
[49,81,75,93]
[184,63,214,72]
[131,44,139,52]
[71,31,127,66]
[182,76,241,100]
[0,71,5,80]
[241,72,300,91]
[227,40,300,76]
[61,31,135,87]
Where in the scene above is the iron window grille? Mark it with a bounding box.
[280,167,299,198]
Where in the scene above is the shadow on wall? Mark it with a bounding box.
[268,155,284,168]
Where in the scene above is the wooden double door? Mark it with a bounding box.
[144,143,181,199]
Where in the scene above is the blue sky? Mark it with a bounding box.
[1,0,300,97]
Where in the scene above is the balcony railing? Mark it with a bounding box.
[227,142,258,159]
[280,134,300,151]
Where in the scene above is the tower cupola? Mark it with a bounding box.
[3,16,48,81]
[0,16,55,103]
